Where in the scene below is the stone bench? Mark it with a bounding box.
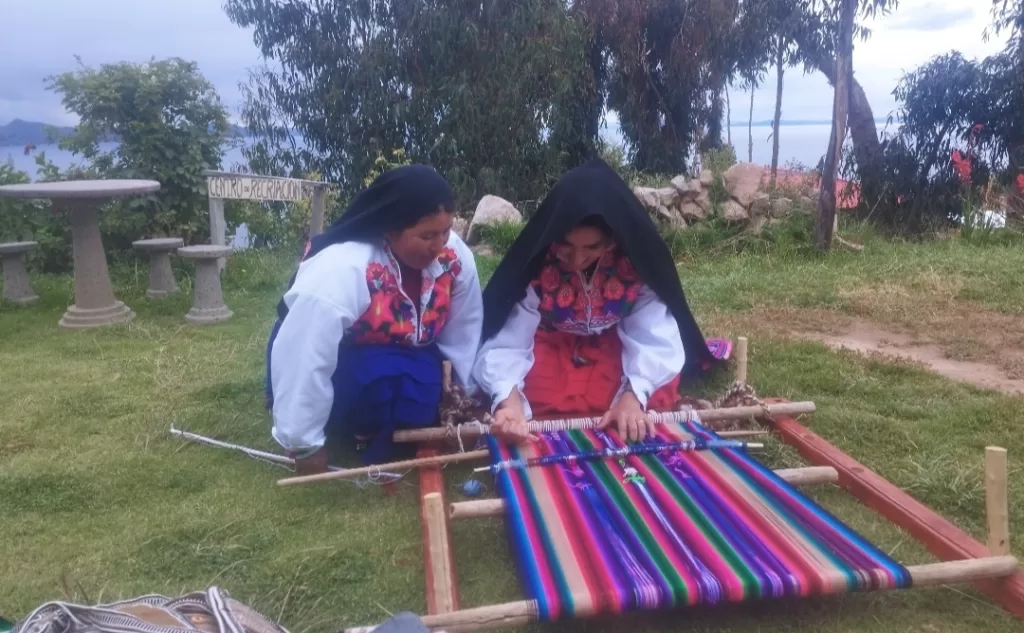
[132,237,184,298]
[0,241,40,305]
[178,245,233,324]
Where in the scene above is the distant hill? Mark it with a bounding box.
[0,119,74,146]
[0,119,249,148]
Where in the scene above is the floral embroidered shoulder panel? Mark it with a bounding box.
[529,246,644,335]
[346,246,462,345]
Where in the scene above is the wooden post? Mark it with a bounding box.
[310,185,327,237]
[736,336,749,384]
[423,492,456,614]
[208,197,226,273]
[987,446,1010,555]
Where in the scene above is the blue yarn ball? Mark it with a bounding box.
[462,479,485,497]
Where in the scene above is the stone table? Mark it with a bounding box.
[0,179,160,328]
[179,245,234,324]
[0,241,40,305]
[133,237,184,298]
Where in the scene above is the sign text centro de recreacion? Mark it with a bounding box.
[207,175,317,202]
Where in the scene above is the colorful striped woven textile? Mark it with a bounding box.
[486,418,911,621]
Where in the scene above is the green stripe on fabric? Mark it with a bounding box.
[510,443,578,617]
[721,451,860,591]
[641,452,762,599]
[585,449,691,606]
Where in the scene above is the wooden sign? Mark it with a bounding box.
[207,175,315,202]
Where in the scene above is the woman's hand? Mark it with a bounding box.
[490,393,535,444]
[293,446,330,476]
[599,390,656,442]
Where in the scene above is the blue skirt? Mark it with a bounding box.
[265,320,443,465]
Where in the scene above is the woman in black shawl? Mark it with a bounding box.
[472,159,725,443]
[264,165,482,474]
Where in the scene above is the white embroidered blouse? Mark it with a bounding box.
[471,247,684,419]
[270,232,482,454]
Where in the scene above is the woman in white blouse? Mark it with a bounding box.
[265,165,482,474]
[472,159,722,444]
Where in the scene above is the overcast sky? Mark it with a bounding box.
[0,0,1008,129]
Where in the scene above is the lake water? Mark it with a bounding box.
[0,124,842,247]
[0,124,837,180]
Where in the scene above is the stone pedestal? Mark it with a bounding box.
[0,241,40,305]
[133,237,184,298]
[179,245,234,324]
[59,203,135,329]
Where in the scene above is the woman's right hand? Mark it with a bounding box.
[293,446,330,476]
[490,395,534,444]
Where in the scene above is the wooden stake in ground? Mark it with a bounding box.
[986,446,1010,555]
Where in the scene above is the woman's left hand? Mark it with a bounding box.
[598,391,656,442]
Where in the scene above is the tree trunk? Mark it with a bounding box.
[770,37,785,189]
[816,0,856,252]
[726,86,732,146]
[748,88,755,163]
[803,49,884,209]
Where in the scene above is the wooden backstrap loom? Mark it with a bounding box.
[277,337,1023,633]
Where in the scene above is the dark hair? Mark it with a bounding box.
[575,214,614,239]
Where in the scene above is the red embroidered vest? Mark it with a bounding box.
[345,246,462,345]
[529,246,643,335]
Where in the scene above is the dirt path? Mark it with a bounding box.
[792,319,1024,396]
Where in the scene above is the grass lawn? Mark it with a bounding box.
[2,219,1024,633]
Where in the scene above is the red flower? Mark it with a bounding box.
[603,277,625,301]
[364,291,396,331]
[625,284,640,303]
[1016,174,1024,195]
[570,273,583,290]
[431,276,453,312]
[539,265,561,292]
[555,286,576,309]
[366,263,396,289]
[539,293,555,312]
[951,150,971,184]
[616,257,637,282]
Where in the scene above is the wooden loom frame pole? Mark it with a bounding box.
[736,335,749,384]
[276,432,770,487]
[393,401,816,444]
[342,557,1019,633]
[424,492,456,614]
[765,405,1024,619]
[419,445,461,614]
[450,466,841,520]
[986,446,1010,556]
[276,450,487,486]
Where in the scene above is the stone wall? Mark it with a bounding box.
[460,162,827,247]
[631,162,819,230]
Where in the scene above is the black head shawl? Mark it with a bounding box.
[276,164,455,321]
[480,158,717,379]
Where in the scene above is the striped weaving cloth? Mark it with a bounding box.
[487,418,911,621]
